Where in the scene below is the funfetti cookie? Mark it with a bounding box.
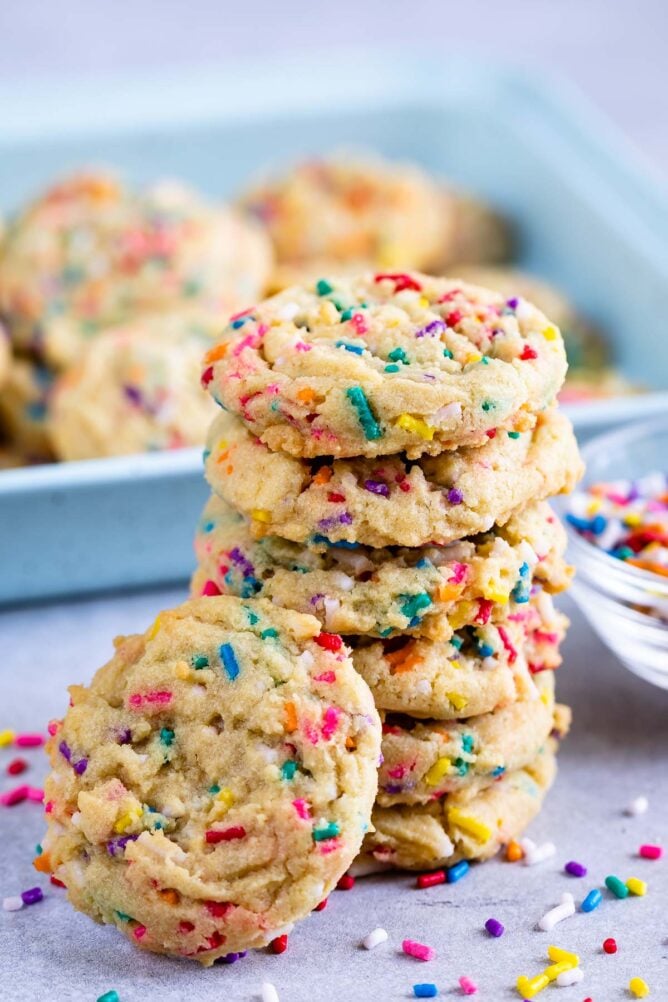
[192,496,571,641]
[204,408,582,549]
[0,355,56,461]
[39,597,380,964]
[0,172,272,369]
[50,312,221,460]
[202,272,568,459]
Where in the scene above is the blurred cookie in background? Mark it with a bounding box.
[0,354,56,462]
[0,171,272,370]
[50,312,222,461]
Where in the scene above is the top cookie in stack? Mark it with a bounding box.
[195,270,583,871]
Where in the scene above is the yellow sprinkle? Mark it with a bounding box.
[320,302,339,325]
[425,757,452,786]
[209,787,235,819]
[516,973,549,998]
[418,297,430,309]
[447,808,491,843]
[547,946,580,967]
[216,438,228,452]
[586,497,602,515]
[174,662,191,680]
[544,961,571,982]
[629,977,650,998]
[0,729,15,748]
[147,615,162,640]
[482,587,510,604]
[542,325,558,341]
[540,690,550,706]
[395,414,436,441]
[252,509,271,523]
[626,877,647,896]
[446,691,467,710]
[465,352,482,365]
[449,601,476,629]
[450,660,461,670]
[624,512,642,527]
[114,805,143,834]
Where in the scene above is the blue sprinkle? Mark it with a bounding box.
[447,860,469,884]
[490,766,506,777]
[477,643,495,658]
[581,888,603,912]
[219,643,240,681]
[413,984,438,998]
[461,734,474,753]
[336,340,364,355]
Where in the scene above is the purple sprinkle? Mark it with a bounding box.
[339,512,353,525]
[218,951,248,964]
[447,488,464,505]
[58,740,71,762]
[363,479,390,497]
[506,297,519,310]
[415,319,446,338]
[228,547,254,578]
[106,835,139,857]
[74,758,88,775]
[123,384,143,407]
[485,917,504,938]
[117,728,132,745]
[21,887,43,906]
[564,860,588,878]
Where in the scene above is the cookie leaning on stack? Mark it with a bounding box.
[194,270,583,872]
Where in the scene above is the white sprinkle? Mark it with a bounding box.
[276,302,301,321]
[556,967,584,987]
[261,982,280,1002]
[627,795,649,816]
[2,896,23,912]
[297,650,314,671]
[538,892,575,931]
[416,680,431,695]
[362,927,388,950]
[522,839,556,866]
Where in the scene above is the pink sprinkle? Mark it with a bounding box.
[639,844,663,860]
[0,784,29,806]
[201,579,222,597]
[294,341,312,352]
[313,671,337,684]
[350,313,368,335]
[449,562,468,585]
[47,720,59,736]
[133,924,147,940]
[318,837,342,855]
[233,332,262,356]
[292,798,311,820]
[45,800,54,814]
[27,787,44,802]
[128,691,172,709]
[497,626,518,664]
[459,976,478,995]
[15,734,45,748]
[302,720,320,745]
[402,939,435,962]
[321,707,341,740]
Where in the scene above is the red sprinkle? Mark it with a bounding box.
[201,365,214,387]
[603,937,617,954]
[337,874,355,891]
[314,898,328,912]
[201,579,222,597]
[50,876,66,888]
[446,309,463,327]
[374,272,422,293]
[270,934,289,954]
[327,492,346,503]
[7,758,28,776]
[314,633,343,652]
[520,344,538,361]
[205,900,233,917]
[205,826,246,844]
[639,844,662,860]
[416,870,446,889]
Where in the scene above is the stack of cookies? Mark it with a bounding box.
[193,271,583,873]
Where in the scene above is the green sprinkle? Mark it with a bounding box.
[313,822,341,842]
[208,784,221,794]
[451,635,464,651]
[159,728,175,746]
[115,911,132,922]
[281,760,298,780]
[507,431,520,439]
[400,593,432,620]
[345,386,383,440]
[35,844,43,855]
[443,348,453,359]
[388,347,409,364]
[605,874,629,899]
[245,607,260,625]
[453,758,470,776]
[462,734,474,754]
[191,654,209,670]
[340,308,354,321]
[261,628,279,639]
[615,546,635,560]
[481,400,495,412]
[480,356,489,365]
[384,364,400,373]
[97,992,120,1002]
[316,279,333,296]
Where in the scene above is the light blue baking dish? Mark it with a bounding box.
[1,53,667,604]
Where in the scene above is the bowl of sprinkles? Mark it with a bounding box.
[561,415,668,688]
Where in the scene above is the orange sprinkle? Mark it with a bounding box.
[296,388,316,404]
[204,342,229,364]
[216,449,230,465]
[312,467,333,486]
[436,583,462,602]
[385,643,424,674]
[33,852,52,874]
[345,736,357,751]
[284,702,298,733]
[627,558,668,578]
[506,839,524,862]
[160,888,180,906]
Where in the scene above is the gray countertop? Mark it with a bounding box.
[1,590,667,1001]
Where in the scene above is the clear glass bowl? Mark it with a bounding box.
[555,416,668,689]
